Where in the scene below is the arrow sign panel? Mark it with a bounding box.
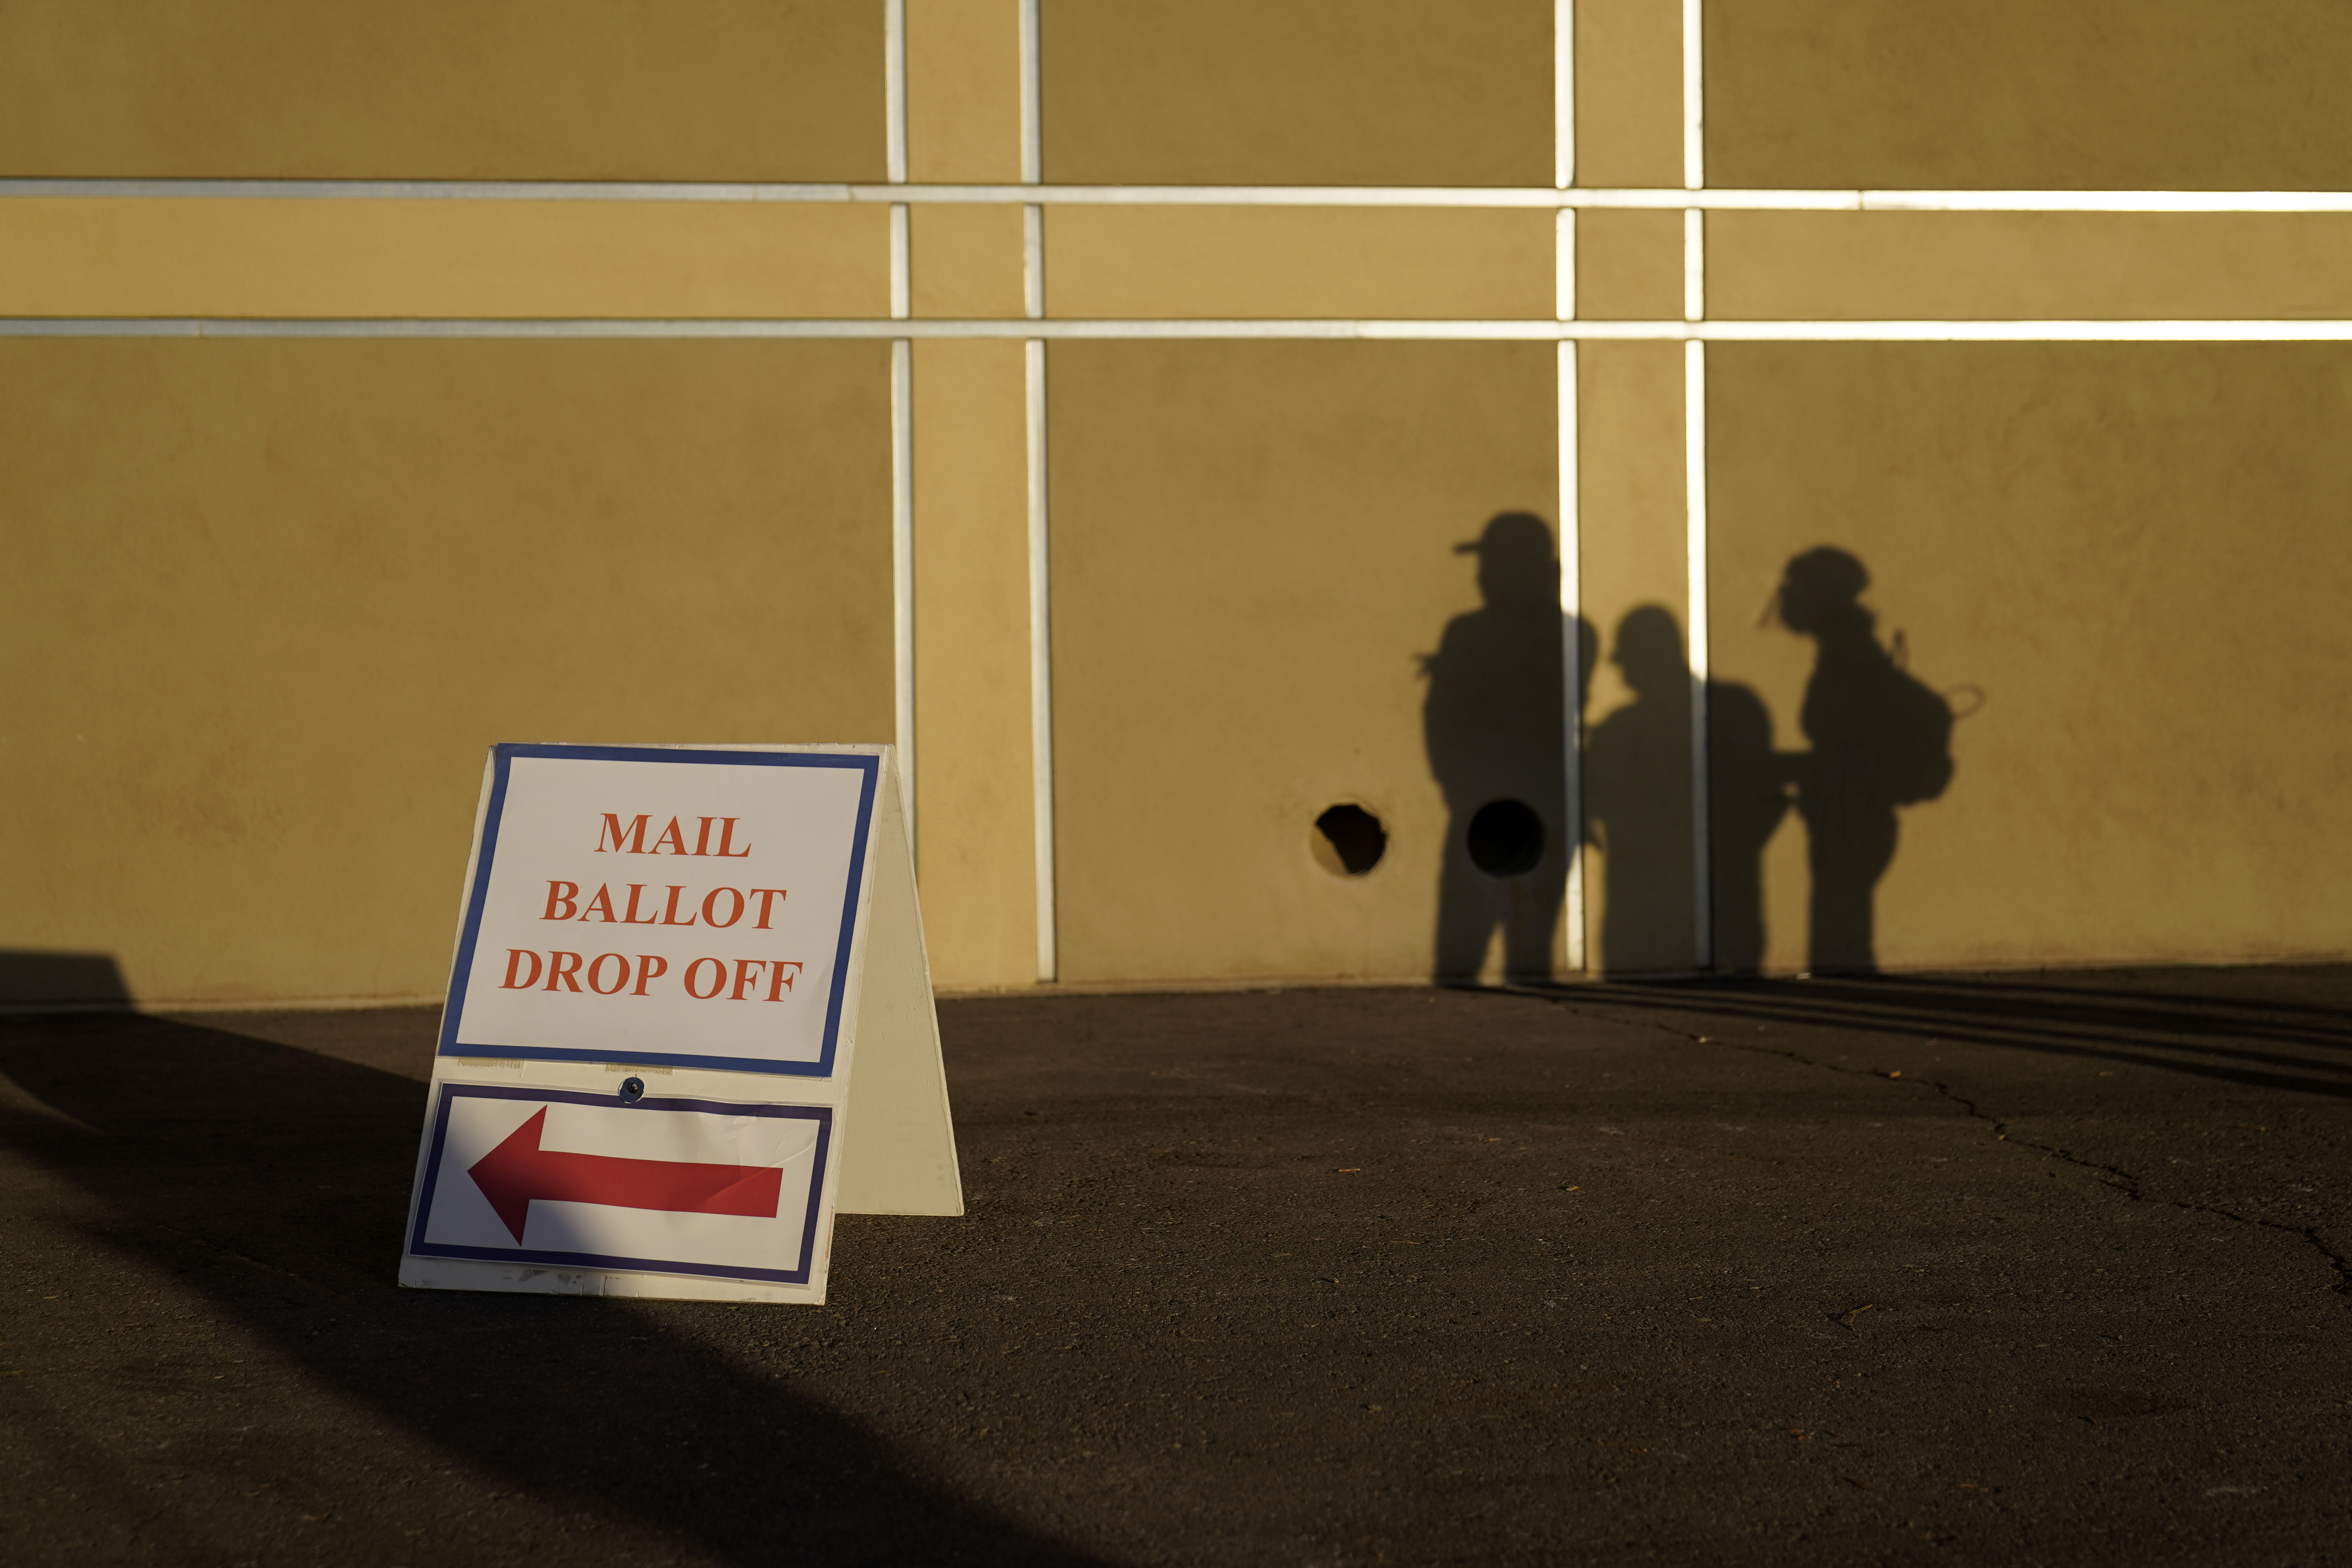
[408,1085,832,1285]
[468,1107,785,1241]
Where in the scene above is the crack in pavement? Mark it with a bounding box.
[1550,996,2352,1303]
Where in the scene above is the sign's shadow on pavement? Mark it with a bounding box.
[0,1012,1105,1566]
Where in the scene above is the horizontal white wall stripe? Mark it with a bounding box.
[15,318,2352,342]
[9,179,2352,214]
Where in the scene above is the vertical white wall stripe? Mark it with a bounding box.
[1682,0,1713,971]
[1024,206,1045,320]
[1553,0,1581,975]
[889,205,911,319]
[1555,210,1577,321]
[885,0,914,853]
[884,0,908,184]
[1018,0,1043,184]
[1683,339,1712,970]
[1019,0,1056,980]
[892,339,916,855]
[1558,341,1586,975]
[1025,339,1057,981]
[1683,208,1704,323]
[1554,0,1575,190]
[1682,0,1704,192]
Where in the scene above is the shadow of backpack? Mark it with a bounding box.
[1878,630,1957,806]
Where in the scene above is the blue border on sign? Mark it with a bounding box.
[408,1083,834,1286]
[436,744,879,1078]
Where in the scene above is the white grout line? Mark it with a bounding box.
[14,178,2352,212]
[1684,0,1713,973]
[1653,318,2352,340]
[1553,0,1582,975]
[1683,339,1712,972]
[1020,0,1054,983]
[1855,189,2352,214]
[1025,338,1057,984]
[1554,0,1575,191]
[1556,210,1577,320]
[886,0,912,859]
[20,317,2352,341]
[892,338,916,860]
[1683,0,1705,192]
[1684,208,1705,323]
[884,0,909,186]
[1024,206,1045,319]
[889,205,911,319]
[1557,340,1586,976]
[1019,0,1043,185]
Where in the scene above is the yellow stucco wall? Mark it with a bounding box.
[1046,342,1559,984]
[0,200,892,319]
[1041,1,1552,186]
[0,341,893,1004]
[1708,345,2352,972]
[4,0,2350,1003]
[0,2,886,180]
[1706,0,2352,191]
[1044,208,1553,322]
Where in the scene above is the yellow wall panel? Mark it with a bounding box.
[911,340,1038,989]
[1047,342,1559,985]
[1044,0,1552,187]
[1575,0,1684,189]
[0,2,885,181]
[1575,209,1685,321]
[1708,345,2352,974]
[911,205,1027,319]
[1046,207,1554,321]
[0,199,891,320]
[1712,212,2352,321]
[909,0,1024,183]
[1707,1,2352,191]
[0,341,893,1006]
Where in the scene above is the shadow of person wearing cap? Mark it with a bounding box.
[1420,513,1592,984]
[1773,546,1958,975]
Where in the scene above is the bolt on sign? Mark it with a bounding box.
[399,742,961,1303]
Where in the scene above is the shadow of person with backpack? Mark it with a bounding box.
[1773,547,1956,975]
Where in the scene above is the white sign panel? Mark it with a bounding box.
[442,745,877,1076]
[410,1085,831,1286]
[399,742,960,1305]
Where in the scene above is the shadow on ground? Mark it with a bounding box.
[4,974,2350,1566]
[0,1013,1102,1566]
[1561,967,2352,1100]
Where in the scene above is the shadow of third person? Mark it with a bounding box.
[1586,607,1788,976]
[1584,606,1696,974]
[1773,546,1959,975]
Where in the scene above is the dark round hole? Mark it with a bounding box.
[619,1075,646,1105]
[1311,804,1387,877]
[1466,799,1544,878]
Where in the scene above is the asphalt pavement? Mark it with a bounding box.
[2,968,2347,1566]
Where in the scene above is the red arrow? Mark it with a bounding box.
[467,1107,784,1243]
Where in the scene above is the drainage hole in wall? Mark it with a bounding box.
[1311,804,1387,877]
[1467,799,1544,878]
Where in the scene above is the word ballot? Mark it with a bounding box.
[399,743,960,1303]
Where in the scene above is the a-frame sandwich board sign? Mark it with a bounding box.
[397,742,960,1304]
